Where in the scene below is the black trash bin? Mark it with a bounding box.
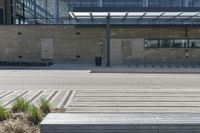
[95,56,102,66]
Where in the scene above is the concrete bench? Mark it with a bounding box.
[41,113,200,133]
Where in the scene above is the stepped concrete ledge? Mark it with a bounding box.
[1,64,200,73]
[41,113,200,133]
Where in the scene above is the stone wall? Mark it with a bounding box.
[0,25,105,64]
[0,25,200,65]
[110,27,200,64]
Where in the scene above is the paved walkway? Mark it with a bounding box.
[2,89,200,113]
[0,65,200,113]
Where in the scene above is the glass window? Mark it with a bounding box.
[171,0,182,7]
[182,0,188,7]
[138,0,143,7]
[160,0,171,7]
[16,0,24,17]
[160,39,173,48]
[127,0,138,7]
[59,0,70,19]
[103,0,114,7]
[174,39,188,48]
[194,0,200,7]
[189,39,200,48]
[90,0,99,7]
[115,0,126,7]
[73,0,81,7]
[35,0,46,18]
[81,0,91,7]
[148,0,160,7]
[144,40,159,48]
[47,0,56,18]
[188,0,194,6]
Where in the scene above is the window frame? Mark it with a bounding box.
[144,38,200,48]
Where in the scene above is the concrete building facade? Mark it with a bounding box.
[0,0,200,66]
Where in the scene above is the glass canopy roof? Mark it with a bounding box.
[69,12,200,25]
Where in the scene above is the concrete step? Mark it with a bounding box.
[40,113,200,133]
[65,106,200,113]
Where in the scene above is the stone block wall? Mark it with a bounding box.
[0,25,200,65]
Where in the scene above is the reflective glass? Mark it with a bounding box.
[188,0,194,7]
[74,0,81,7]
[194,0,200,7]
[115,0,126,7]
[103,0,114,7]
[24,0,36,18]
[160,0,171,7]
[81,0,91,7]
[138,0,143,7]
[35,0,46,18]
[47,0,56,18]
[174,39,188,48]
[148,0,160,7]
[145,40,159,48]
[171,0,182,7]
[127,0,138,7]
[189,39,200,47]
[59,0,70,19]
[13,0,200,25]
[160,39,173,48]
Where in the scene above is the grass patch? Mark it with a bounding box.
[27,105,42,125]
[0,105,9,121]
[39,98,51,114]
[11,97,30,113]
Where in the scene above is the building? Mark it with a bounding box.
[0,0,200,66]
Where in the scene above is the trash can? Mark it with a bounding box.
[95,56,102,66]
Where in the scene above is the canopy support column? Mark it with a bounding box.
[106,15,111,67]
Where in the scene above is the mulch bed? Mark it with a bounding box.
[0,113,40,133]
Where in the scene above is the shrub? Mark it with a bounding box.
[11,97,30,113]
[0,105,9,121]
[27,105,42,125]
[39,98,51,114]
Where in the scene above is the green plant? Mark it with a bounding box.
[11,97,30,113]
[0,105,9,121]
[39,98,51,114]
[27,105,42,125]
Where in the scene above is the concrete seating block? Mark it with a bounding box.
[41,113,200,133]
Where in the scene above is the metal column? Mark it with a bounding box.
[106,15,111,67]
[54,0,59,24]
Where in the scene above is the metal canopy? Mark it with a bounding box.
[69,12,200,25]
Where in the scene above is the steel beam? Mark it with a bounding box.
[90,13,94,22]
[180,13,200,23]
[151,13,165,23]
[166,12,183,22]
[122,13,129,22]
[137,12,147,22]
